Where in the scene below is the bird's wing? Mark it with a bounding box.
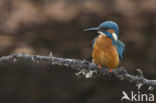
[116,40,125,60]
[91,35,99,48]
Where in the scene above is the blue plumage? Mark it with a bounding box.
[116,40,125,59]
[85,21,125,61]
[99,21,119,35]
[84,21,119,35]
[103,31,117,45]
[91,36,99,48]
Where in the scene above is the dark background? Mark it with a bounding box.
[0,0,156,103]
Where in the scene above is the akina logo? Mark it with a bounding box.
[121,91,155,102]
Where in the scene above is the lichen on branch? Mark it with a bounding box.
[0,52,156,90]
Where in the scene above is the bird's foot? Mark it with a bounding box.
[98,65,107,73]
[109,69,113,72]
[98,64,102,70]
[97,65,113,74]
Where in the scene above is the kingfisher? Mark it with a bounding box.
[84,21,125,72]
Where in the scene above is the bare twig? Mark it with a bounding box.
[0,52,156,90]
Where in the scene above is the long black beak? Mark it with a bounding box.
[83,27,99,31]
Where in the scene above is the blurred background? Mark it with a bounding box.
[0,0,156,103]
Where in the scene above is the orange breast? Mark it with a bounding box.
[92,35,119,69]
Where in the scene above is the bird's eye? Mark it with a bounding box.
[100,28,109,31]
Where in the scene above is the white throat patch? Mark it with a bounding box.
[97,31,118,41]
[97,31,106,36]
[112,32,118,41]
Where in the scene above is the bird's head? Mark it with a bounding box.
[84,21,119,44]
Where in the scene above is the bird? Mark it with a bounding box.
[84,21,125,72]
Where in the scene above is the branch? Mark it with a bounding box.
[0,52,155,90]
